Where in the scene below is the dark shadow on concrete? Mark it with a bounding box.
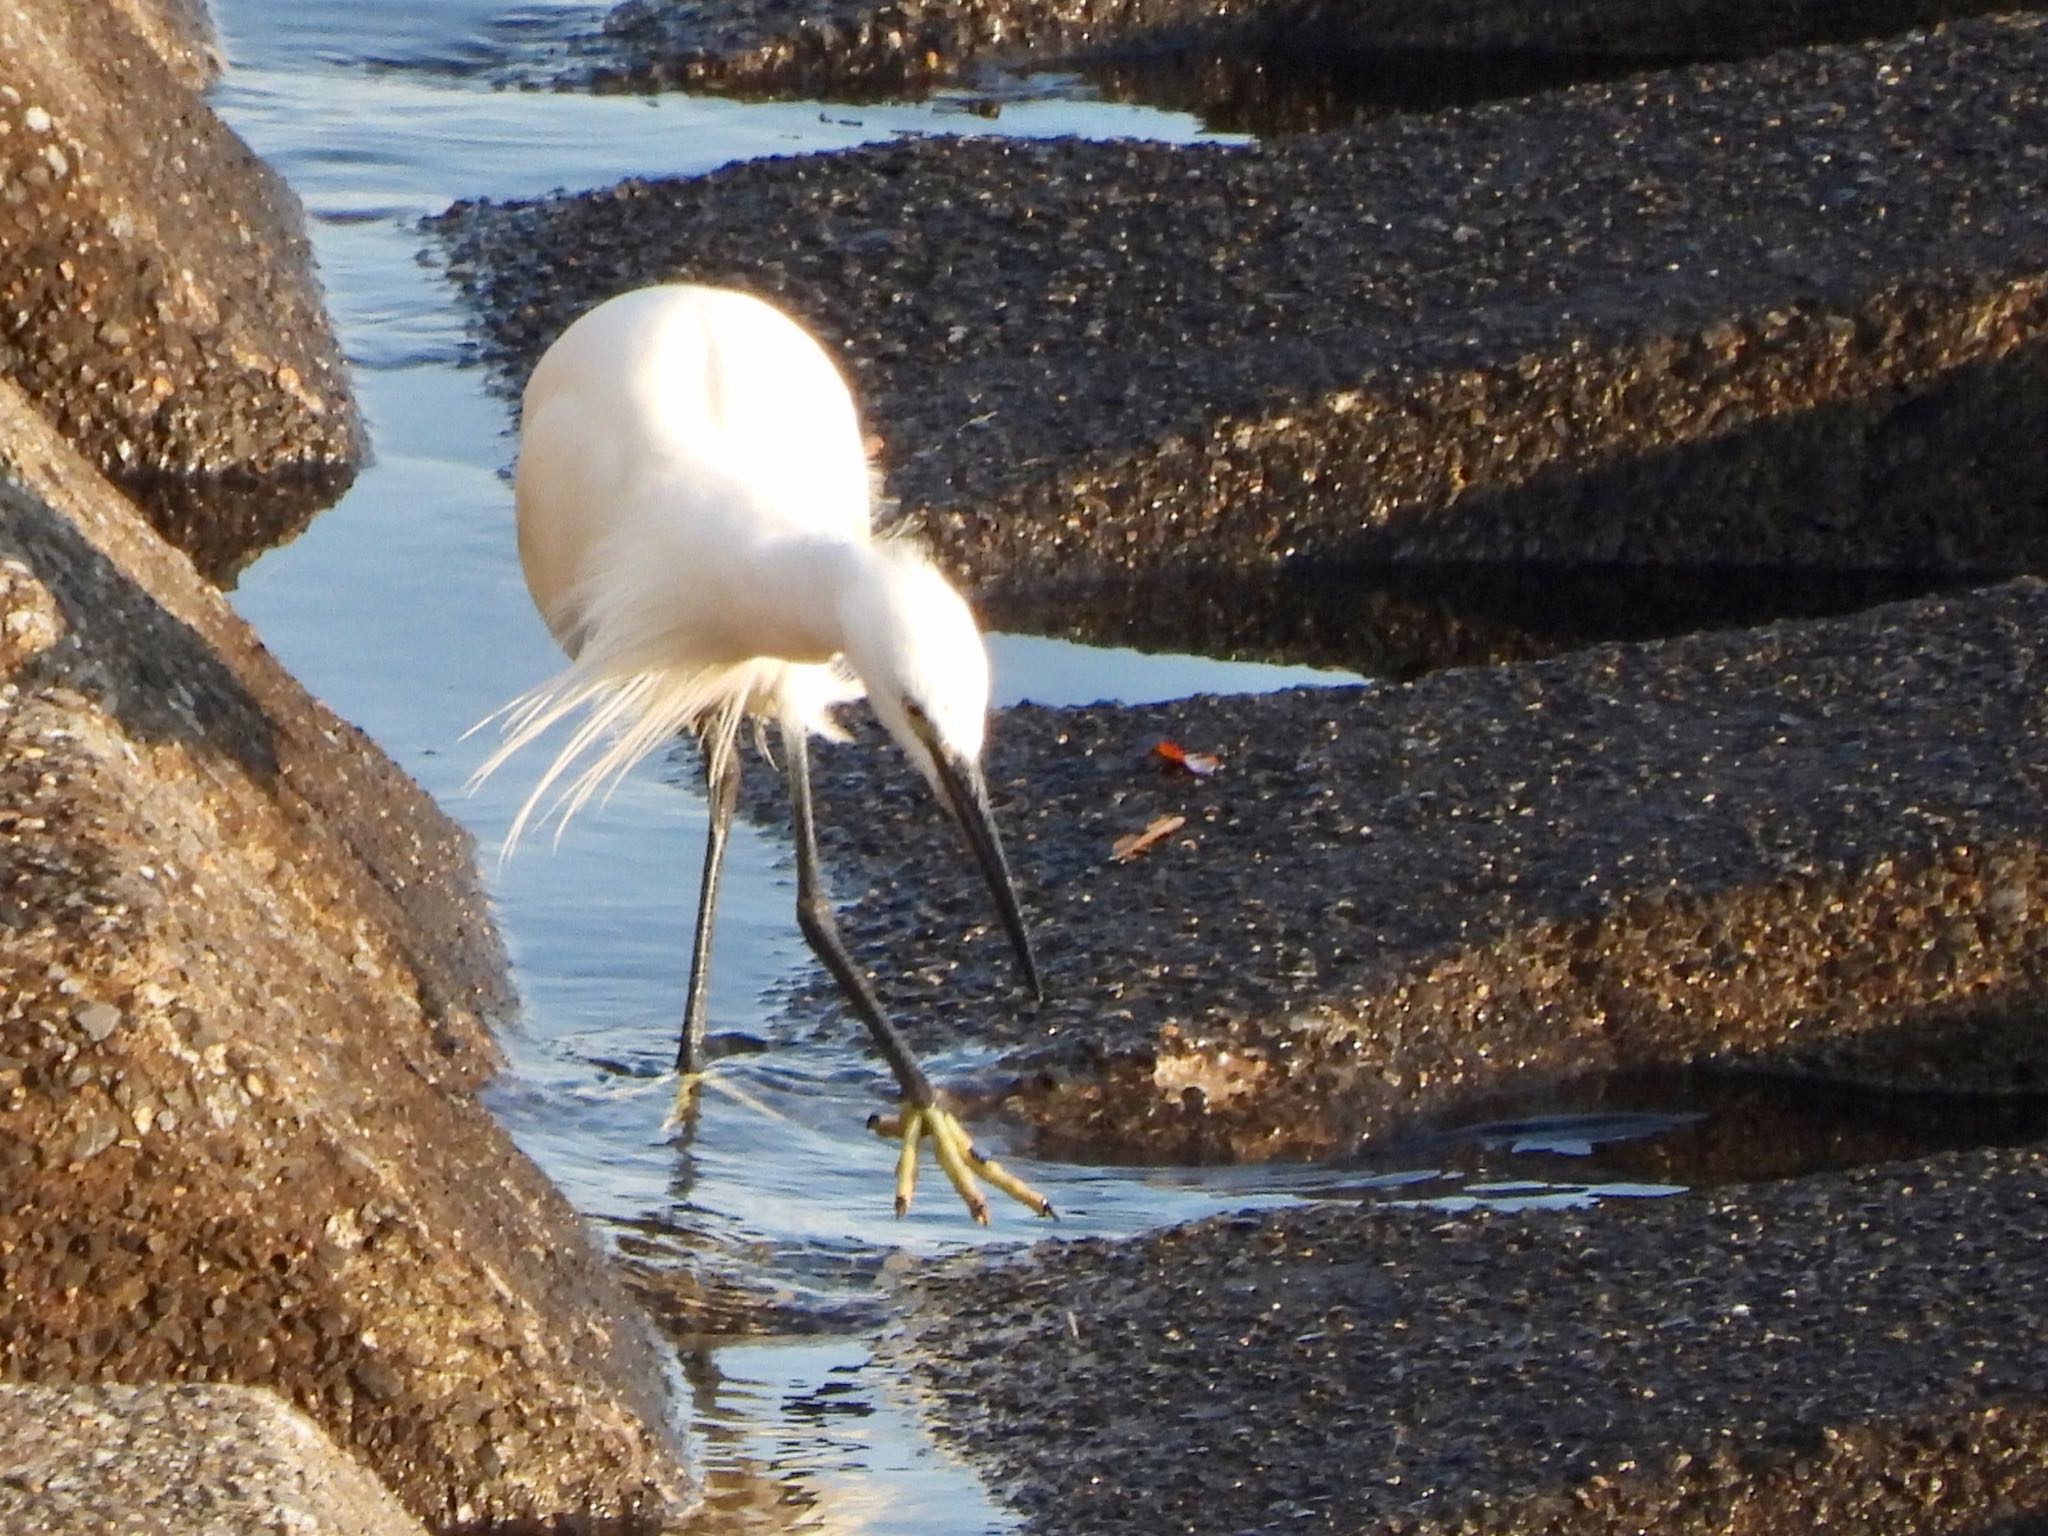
[983,561,1972,680]
[1075,43,1697,135]
[130,461,360,589]
[1968,1509,2048,1536]
[0,474,279,782]
[571,0,2048,110]
[1072,1,2048,133]
[1401,1065,2048,1191]
[1337,338,2048,569]
[971,335,2048,673]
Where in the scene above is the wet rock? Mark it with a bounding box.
[578,0,1253,95]
[0,0,363,582]
[0,385,687,1529]
[892,1141,2048,1535]
[0,1381,427,1536]
[763,580,2048,1164]
[568,0,2032,98]
[436,14,2048,657]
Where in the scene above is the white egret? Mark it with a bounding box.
[473,283,1051,1222]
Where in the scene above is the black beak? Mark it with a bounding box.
[926,740,1043,1003]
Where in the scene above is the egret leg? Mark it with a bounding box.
[678,739,740,1078]
[782,722,1053,1223]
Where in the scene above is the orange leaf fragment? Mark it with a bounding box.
[1111,814,1186,863]
[1152,740,1222,777]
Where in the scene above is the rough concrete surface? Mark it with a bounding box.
[0,0,363,582]
[571,0,2035,97]
[0,1381,428,1536]
[0,382,688,1530]
[582,0,1253,95]
[892,1142,2048,1535]
[437,13,2048,652]
[746,579,2048,1164]
[109,0,222,90]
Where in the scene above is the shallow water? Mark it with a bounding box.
[205,7,1678,1524]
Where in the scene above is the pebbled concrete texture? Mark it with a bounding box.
[0,379,689,1530]
[568,0,2039,97]
[436,13,2048,665]
[0,0,363,583]
[890,1142,2048,1536]
[0,1382,428,1536]
[756,579,2048,1164]
[581,0,1255,95]
[107,0,222,90]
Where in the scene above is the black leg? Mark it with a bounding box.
[781,721,938,1110]
[677,736,740,1075]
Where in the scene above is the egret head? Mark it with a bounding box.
[841,547,989,768]
[839,545,1041,1001]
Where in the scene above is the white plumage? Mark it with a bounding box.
[473,282,1050,1222]
[482,285,855,843]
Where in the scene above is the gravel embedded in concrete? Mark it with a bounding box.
[436,13,2048,639]
[0,379,687,1530]
[0,0,364,582]
[890,1141,2048,1535]
[107,0,220,89]
[568,0,2036,98]
[746,580,2048,1163]
[1283,0,2039,57]
[0,1383,428,1536]
[579,0,1259,95]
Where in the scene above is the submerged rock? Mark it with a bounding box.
[437,14,2048,664]
[0,383,687,1529]
[0,0,363,582]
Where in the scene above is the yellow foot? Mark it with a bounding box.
[868,1103,1056,1223]
[661,1069,709,1134]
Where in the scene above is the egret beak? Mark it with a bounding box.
[926,741,1043,1003]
